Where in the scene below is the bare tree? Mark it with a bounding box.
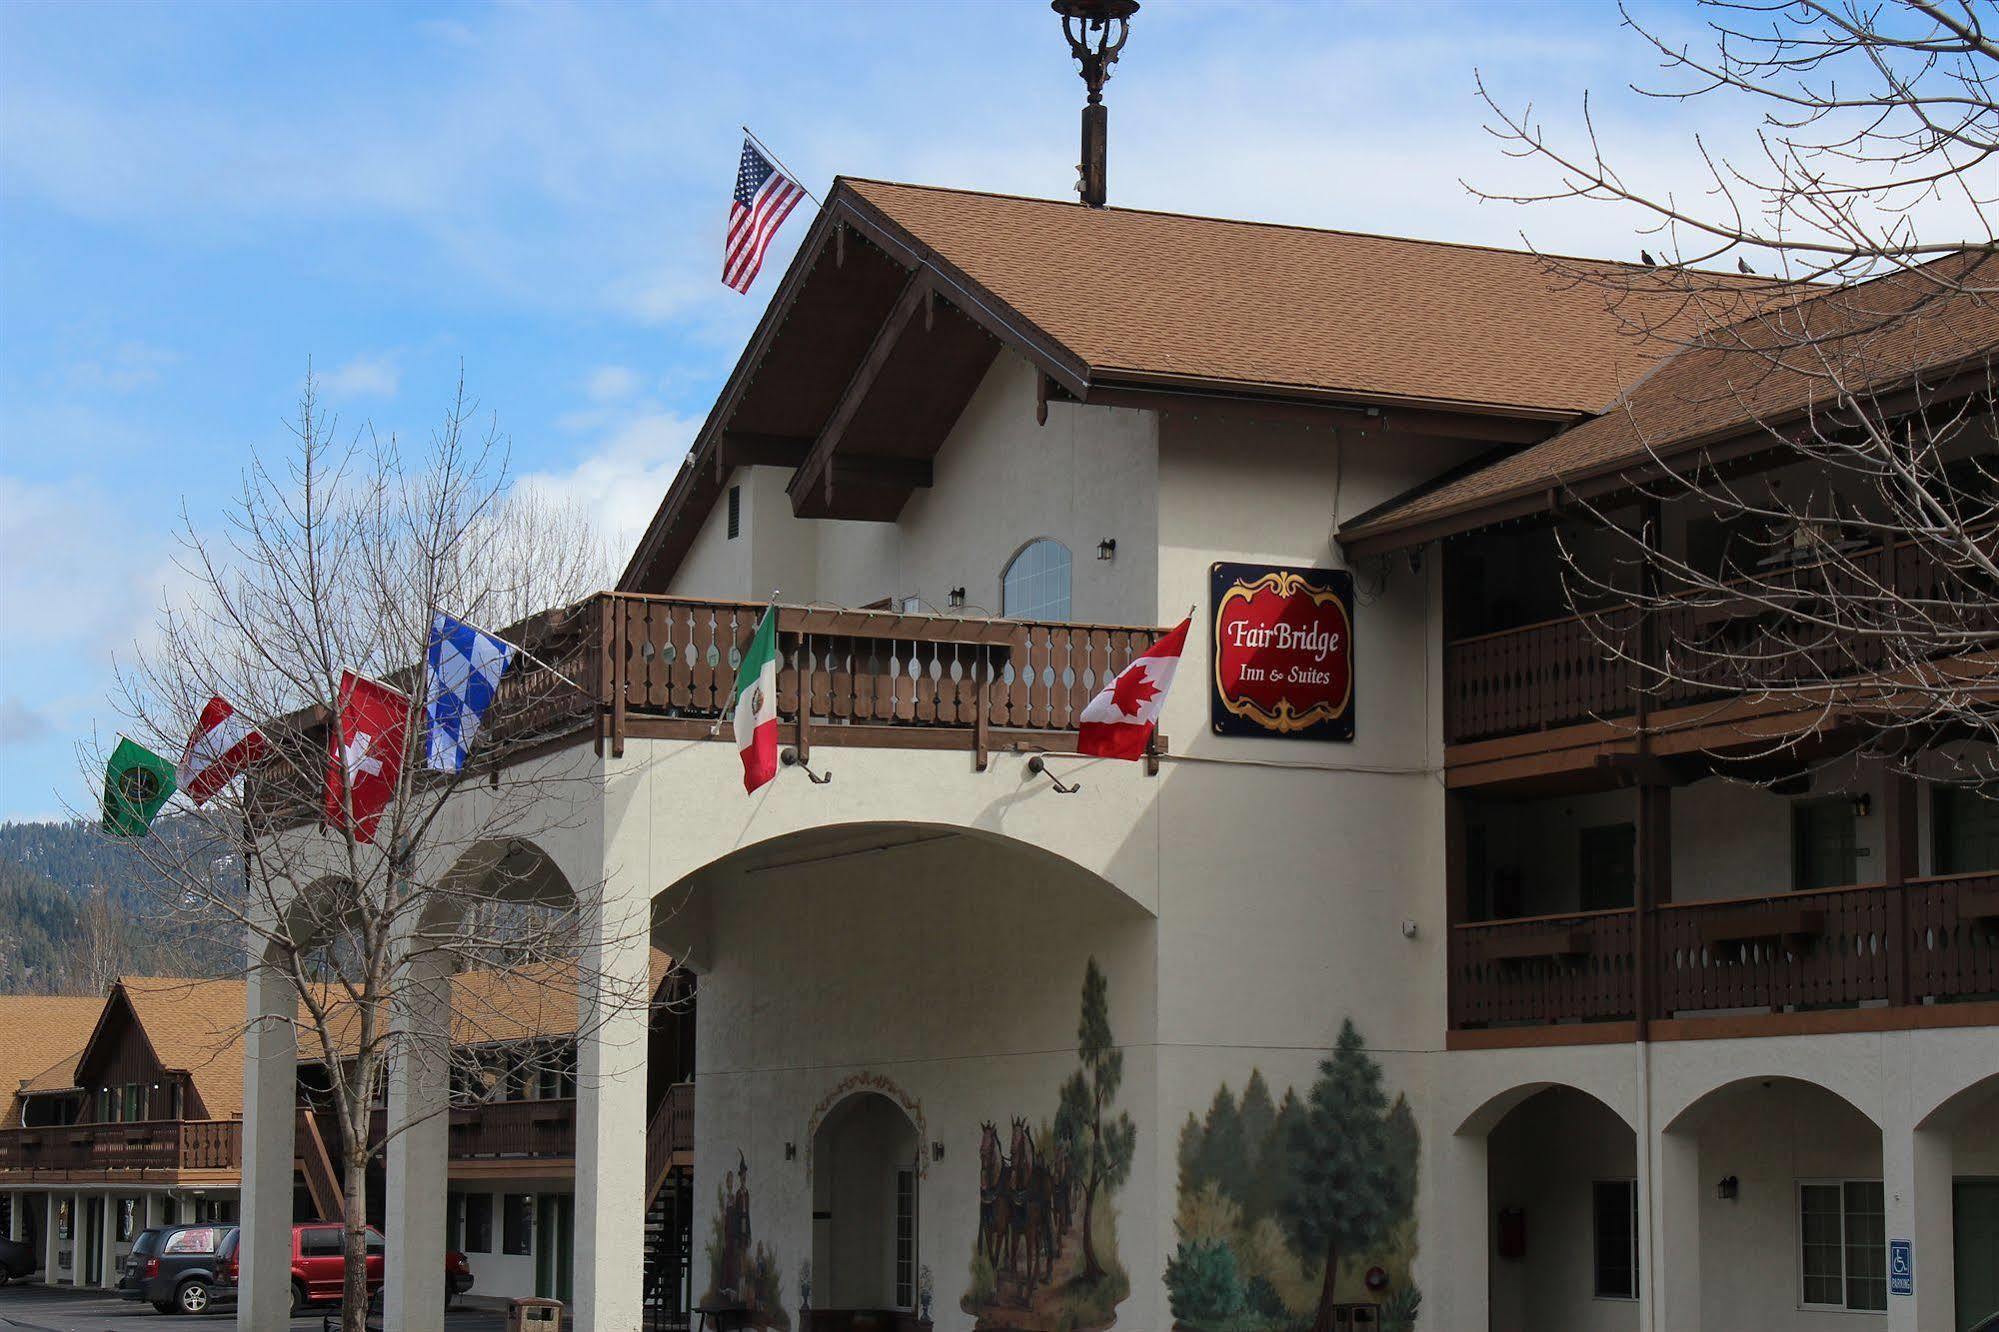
[1468,0,1999,785]
[96,372,655,1331]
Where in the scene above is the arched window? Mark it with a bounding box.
[1001,538,1072,621]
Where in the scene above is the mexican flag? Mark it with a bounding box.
[733,606,780,793]
[103,738,176,837]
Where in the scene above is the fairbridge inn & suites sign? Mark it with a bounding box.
[1209,562,1356,741]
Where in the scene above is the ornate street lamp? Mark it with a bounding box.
[1052,0,1138,209]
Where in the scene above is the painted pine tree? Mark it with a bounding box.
[1059,955,1135,1282]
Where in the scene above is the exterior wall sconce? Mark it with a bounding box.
[948,587,966,609]
[1852,793,1872,818]
[1097,538,1117,561]
[1716,1175,1739,1201]
[784,1142,797,1161]
[932,1141,945,1162]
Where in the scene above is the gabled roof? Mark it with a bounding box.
[1340,251,1999,551]
[119,976,250,1118]
[0,994,104,1124]
[621,178,1768,592]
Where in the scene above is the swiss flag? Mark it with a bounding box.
[323,670,410,845]
[1076,617,1190,760]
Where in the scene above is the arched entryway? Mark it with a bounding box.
[1917,1071,1999,1331]
[811,1091,922,1317]
[1472,1084,1640,1332]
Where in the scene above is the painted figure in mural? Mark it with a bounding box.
[1050,1138,1075,1242]
[719,1151,752,1301]
[978,1120,1012,1269]
[1006,1116,1057,1296]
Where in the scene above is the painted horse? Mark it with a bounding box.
[1006,1117,1057,1300]
[977,1120,1012,1269]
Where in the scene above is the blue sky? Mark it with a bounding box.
[0,0,1736,820]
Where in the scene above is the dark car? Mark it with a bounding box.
[117,1222,240,1315]
[0,1234,35,1284]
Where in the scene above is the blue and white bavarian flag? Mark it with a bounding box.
[425,612,515,773]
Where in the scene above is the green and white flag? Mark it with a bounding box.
[733,606,779,793]
[102,737,176,837]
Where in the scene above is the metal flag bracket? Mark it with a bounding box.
[1026,754,1082,795]
[781,746,833,785]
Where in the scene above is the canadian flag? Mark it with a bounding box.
[176,695,267,806]
[1076,617,1190,760]
[323,670,410,845]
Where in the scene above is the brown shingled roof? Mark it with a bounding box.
[844,179,1759,416]
[120,976,250,1119]
[1,995,104,1124]
[1341,252,1999,549]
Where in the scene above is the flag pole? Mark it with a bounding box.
[741,127,821,207]
[709,590,780,736]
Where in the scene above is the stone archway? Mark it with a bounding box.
[810,1090,922,1316]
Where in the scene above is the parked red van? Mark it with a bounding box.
[214,1222,473,1316]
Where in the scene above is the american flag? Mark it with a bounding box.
[724,137,806,294]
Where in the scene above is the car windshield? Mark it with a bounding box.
[130,1230,163,1255]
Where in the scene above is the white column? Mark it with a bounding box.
[574,887,651,1332]
[239,957,299,1330]
[6,1191,20,1241]
[45,1192,59,1283]
[1883,1119,1954,1332]
[101,1190,118,1288]
[1427,1129,1490,1328]
[384,942,452,1332]
[1651,1126,1703,1332]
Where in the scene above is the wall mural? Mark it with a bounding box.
[963,956,1134,1331]
[704,1149,790,1330]
[1167,1020,1420,1332]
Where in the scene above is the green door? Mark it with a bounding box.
[1793,799,1858,891]
[1957,1179,1999,1331]
[534,1194,573,1304]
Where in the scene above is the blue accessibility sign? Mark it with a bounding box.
[1889,1239,1914,1296]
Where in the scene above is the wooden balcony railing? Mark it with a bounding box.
[593,594,1168,757]
[1449,871,1999,1031]
[0,1118,243,1177]
[645,1081,695,1207]
[1443,528,1996,744]
[337,1097,582,1161]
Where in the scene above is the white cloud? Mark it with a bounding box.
[0,696,54,748]
[517,408,699,556]
[64,341,178,393]
[319,354,401,399]
[586,365,640,402]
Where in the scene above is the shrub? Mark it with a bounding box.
[965,1249,997,1308]
[1242,1274,1285,1318]
[1165,1238,1244,1326]
[1379,1285,1421,1332]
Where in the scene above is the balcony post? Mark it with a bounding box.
[1883,770,1916,1007]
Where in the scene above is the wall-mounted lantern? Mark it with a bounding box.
[1097,538,1117,562]
[1716,1175,1739,1201]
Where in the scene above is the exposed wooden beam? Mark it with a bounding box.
[789,269,932,511]
[829,456,933,489]
[715,431,813,476]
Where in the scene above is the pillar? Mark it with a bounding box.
[1650,1126,1703,1332]
[101,1190,118,1288]
[45,1192,59,1283]
[238,956,299,1330]
[1884,1118,1955,1331]
[574,886,652,1332]
[384,939,452,1332]
[1427,1128,1490,1328]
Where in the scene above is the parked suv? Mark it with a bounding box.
[117,1223,241,1315]
[217,1222,473,1316]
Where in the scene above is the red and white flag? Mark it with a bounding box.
[176,695,267,806]
[323,670,409,845]
[1077,617,1191,760]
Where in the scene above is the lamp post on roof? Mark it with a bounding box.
[1052,0,1138,209]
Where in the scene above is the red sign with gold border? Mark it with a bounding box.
[1210,562,1355,741]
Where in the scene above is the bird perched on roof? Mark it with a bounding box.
[1640,250,1657,267]
[1737,256,1755,275]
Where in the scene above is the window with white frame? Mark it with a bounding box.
[1593,1178,1639,1299]
[1001,539,1072,621]
[1799,1180,1887,1311]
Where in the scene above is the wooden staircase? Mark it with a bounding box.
[294,1108,344,1219]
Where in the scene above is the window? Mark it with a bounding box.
[1592,1179,1639,1299]
[1001,539,1072,621]
[894,1169,916,1310]
[503,1194,533,1257]
[124,1084,143,1122]
[1800,1180,1887,1311]
[365,1228,386,1257]
[165,1227,222,1257]
[726,485,741,540]
[1793,799,1858,891]
[298,1227,342,1258]
[463,1194,493,1254]
[1934,784,1999,875]
[538,1043,578,1100]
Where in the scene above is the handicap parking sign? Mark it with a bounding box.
[1889,1239,1914,1296]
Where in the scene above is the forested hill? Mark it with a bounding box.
[0,819,239,994]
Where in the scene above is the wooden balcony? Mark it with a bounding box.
[1443,528,1996,750]
[1449,870,1999,1042]
[0,1118,242,1182]
[645,1082,695,1205]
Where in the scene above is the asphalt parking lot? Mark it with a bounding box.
[0,1285,507,1332]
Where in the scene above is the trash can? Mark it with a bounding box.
[507,1296,565,1331]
